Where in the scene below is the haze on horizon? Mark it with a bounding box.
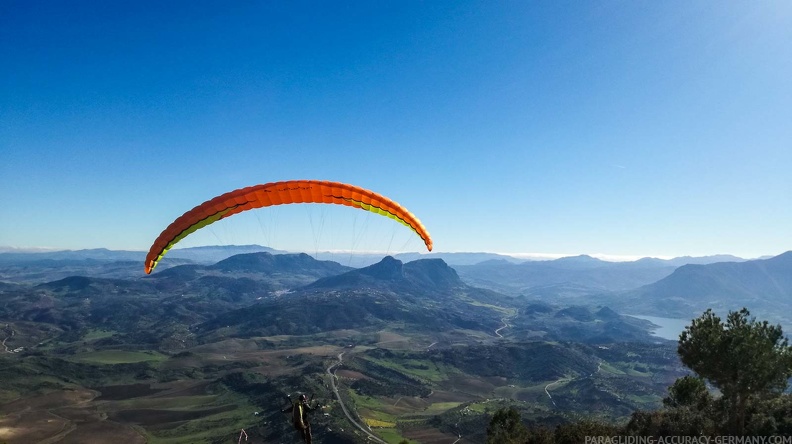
[1,1,790,261]
[0,243,778,265]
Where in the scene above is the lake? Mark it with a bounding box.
[627,314,692,341]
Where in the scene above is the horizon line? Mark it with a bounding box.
[0,244,769,263]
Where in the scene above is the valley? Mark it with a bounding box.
[0,324,684,443]
[1,248,789,443]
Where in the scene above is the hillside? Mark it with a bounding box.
[198,257,506,338]
[1,249,788,443]
[453,255,678,297]
[602,251,792,327]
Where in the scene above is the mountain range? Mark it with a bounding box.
[197,256,512,338]
[0,250,670,348]
[599,251,792,327]
[2,247,790,444]
[1,247,706,444]
[2,247,790,338]
[0,244,749,267]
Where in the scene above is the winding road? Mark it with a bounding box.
[326,352,387,444]
[544,361,604,408]
[494,316,512,338]
[543,378,570,408]
[2,326,15,353]
[495,318,509,338]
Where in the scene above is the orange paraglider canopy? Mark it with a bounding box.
[145,180,432,273]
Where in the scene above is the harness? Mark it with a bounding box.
[292,401,306,430]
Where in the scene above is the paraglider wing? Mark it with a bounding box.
[144,180,432,273]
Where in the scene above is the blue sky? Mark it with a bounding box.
[2,1,790,260]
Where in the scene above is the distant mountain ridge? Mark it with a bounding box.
[2,247,786,352]
[149,252,353,293]
[210,252,339,273]
[0,248,145,263]
[0,245,285,265]
[306,256,463,292]
[0,245,751,266]
[452,253,755,298]
[0,246,760,295]
[166,245,287,264]
[454,255,675,296]
[639,254,746,267]
[603,251,792,328]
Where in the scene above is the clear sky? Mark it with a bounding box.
[2,1,791,260]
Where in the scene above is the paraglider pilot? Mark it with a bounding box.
[282,394,316,444]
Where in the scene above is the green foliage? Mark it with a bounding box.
[486,407,529,444]
[678,308,792,433]
[525,426,554,444]
[553,420,620,444]
[663,375,711,410]
[623,408,718,437]
[514,306,792,442]
[754,394,792,435]
[619,308,792,437]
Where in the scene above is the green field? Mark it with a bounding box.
[377,427,415,444]
[424,401,462,413]
[362,355,447,382]
[70,350,169,364]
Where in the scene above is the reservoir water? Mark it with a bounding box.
[628,314,691,341]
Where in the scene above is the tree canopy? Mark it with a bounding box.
[678,308,792,434]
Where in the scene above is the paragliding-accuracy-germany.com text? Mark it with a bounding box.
[585,437,792,444]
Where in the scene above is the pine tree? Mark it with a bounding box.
[678,308,792,434]
[486,407,529,444]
